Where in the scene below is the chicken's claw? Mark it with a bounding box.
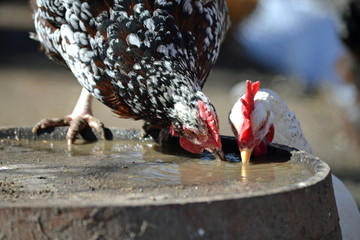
[32,115,106,144]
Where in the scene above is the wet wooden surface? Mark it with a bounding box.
[0,128,341,239]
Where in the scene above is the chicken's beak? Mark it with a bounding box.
[240,147,254,164]
[211,149,226,161]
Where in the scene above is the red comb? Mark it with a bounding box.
[240,80,260,119]
[198,100,221,148]
[239,80,260,143]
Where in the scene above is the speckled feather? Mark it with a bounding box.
[31,0,230,131]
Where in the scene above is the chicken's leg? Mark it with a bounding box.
[32,88,105,144]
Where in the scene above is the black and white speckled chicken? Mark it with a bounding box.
[30,0,230,160]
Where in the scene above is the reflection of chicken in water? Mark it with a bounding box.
[178,159,277,186]
[229,80,360,240]
[30,0,230,160]
[179,161,225,185]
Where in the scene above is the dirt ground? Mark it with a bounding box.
[1,2,359,207]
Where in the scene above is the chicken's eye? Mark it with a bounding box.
[188,131,197,137]
[184,127,198,138]
[259,123,266,131]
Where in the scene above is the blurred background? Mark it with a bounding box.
[1,0,360,206]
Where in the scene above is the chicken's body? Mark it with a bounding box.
[230,87,313,155]
[31,0,230,159]
[230,80,360,240]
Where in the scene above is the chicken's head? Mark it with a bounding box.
[229,80,275,163]
[170,96,225,161]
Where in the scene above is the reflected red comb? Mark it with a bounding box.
[240,80,260,119]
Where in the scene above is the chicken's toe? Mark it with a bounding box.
[32,117,71,133]
[66,115,88,144]
[66,115,106,144]
[87,116,105,139]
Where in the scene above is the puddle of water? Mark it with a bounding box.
[0,139,312,204]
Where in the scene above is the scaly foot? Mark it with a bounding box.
[32,88,105,144]
[32,114,105,144]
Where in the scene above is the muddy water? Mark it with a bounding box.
[0,139,312,206]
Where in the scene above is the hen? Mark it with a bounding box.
[229,80,360,240]
[30,0,230,160]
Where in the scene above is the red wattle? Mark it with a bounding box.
[179,137,205,154]
[253,124,274,157]
[265,124,275,143]
[254,141,267,157]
